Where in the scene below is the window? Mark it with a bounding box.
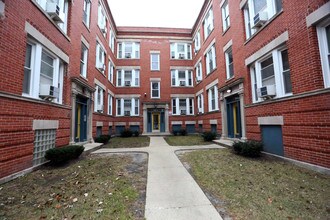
[80,43,88,78]
[317,22,330,88]
[83,0,91,27]
[108,93,113,115]
[171,69,193,87]
[250,48,293,103]
[225,47,234,79]
[33,129,56,166]
[243,0,283,39]
[23,41,64,104]
[117,42,140,59]
[195,61,203,82]
[109,29,115,53]
[204,8,214,39]
[151,82,160,98]
[116,98,139,116]
[35,0,69,34]
[205,44,217,74]
[221,0,230,31]
[96,41,106,73]
[116,69,140,87]
[108,60,114,83]
[150,53,160,71]
[94,85,104,112]
[172,98,194,115]
[197,94,204,114]
[194,30,201,53]
[98,2,107,36]
[170,43,192,59]
[208,86,219,112]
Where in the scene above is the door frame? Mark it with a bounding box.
[152,112,160,132]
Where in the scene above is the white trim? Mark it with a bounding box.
[245,31,289,65]
[108,89,115,96]
[206,79,219,90]
[149,50,160,54]
[198,120,203,124]
[94,78,106,90]
[258,116,284,125]
[239,0,248,9]
[194,57,203,67]
[170,94,195,98]
[115,94,141,98]
[115,122,126,126]
[223,39,233,52]
[129,122,141,126]
[209,119,217,124]
[109,122,113,126]
[171,121,183,125]
[203,38,216,56]
[170,66,194,70]
[116,66,141,70]
[185,121,196,125]
[150,78,161,81]
[196,89,203,96]
[81,35,89,48]
[33,120,59,130]
[96,121,103,127]
[25,22,69,63]
[306,2,330,27]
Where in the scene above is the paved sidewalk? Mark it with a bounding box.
[92,137,223,220]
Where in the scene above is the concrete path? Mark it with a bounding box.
[92,137,223,220]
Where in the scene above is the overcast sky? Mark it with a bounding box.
[107,0,205,28]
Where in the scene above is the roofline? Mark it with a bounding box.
[191,0,210,35]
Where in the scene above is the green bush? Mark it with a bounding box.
[121,128,133,138]
[179,128,187,136]
[173,130,179,136]
[133,130,140,137]
[202,131,217,142]
[232,140,263,157]
[94,135,111,144]
[45,145,84,165]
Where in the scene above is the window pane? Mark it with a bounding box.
[40,51,54,81]
[152,82,158,89]
[281,50,289,70]
[178,71,185,79]
[275,0,283,13]
[254,0,267,14]
[326,25,330,53]
[283,70,292,93]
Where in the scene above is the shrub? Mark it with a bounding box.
[45,145,84,165]
[121,128,133,138]
[133,130,140,137]
[232,140,263,157]
[202,131,217,142]
[94,135,111,144]
[173,130,179,136]
[179,128,187,136]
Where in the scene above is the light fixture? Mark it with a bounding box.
[144,92,147,97]
[226,88,232,93]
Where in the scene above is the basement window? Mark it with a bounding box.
[33,129,56,166]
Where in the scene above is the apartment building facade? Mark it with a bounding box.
[0,0,329,179]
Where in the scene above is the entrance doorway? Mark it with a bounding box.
[152,113,160,132]
[226,95,242,138]
[75,96,88,142]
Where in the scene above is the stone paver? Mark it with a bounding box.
[93,136,224,220]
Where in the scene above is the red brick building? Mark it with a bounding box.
[0,0,329,180]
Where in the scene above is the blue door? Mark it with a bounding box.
[75,97,88,142]
[261,125,284,156]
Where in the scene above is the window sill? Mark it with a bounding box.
[80,75,88,81]
[244,10,283,45]
[225,76,235,82]
[95,67,106,76]
[203,29,214,43]
[151,97,161,99]
[222,26,230,36]
[97,25,107,39]
[206,67,217,77]
[83,21,90,32]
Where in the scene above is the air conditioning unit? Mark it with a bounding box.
[171,55,176,59]
[101,27,107,34]
[124,111,130,116]
[46,2,65,23]
[0,1,5,19]
[179,54,185,59]
[196,77,201,83]
[258,84,276,98]
[180,110,187,115]
[39,85,59,99]
[253,11,268,28]
[124,81,131,87]
[96,104,103,112]
[125,53,131,59]
[179,81,186,86]
[194,48,199,54]
[98,64,106,72]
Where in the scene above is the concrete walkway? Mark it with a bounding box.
[92,137,223,220]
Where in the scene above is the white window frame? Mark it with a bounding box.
[250,47,293,103]
[171,98,194,115]
[197,94,204,114]
[150,53,160,71]
[194,30,201,53]
[109,29,115,53]
[108,60,114,83]
[96,41,106,74]
[116,98,139,116]
[225,47,234,79]
[83,0,91,28]
[151,81,160,99]
[98,2,107,36]
[116,69,140,87]
[206,44,217,74]
[204,8,214,39]
[221,0,230,32]
[317,21,330,88]
[22,39,64,104]
[117,42,140,59]
[195,61,203,83]
[107,93,113,115]
[208,85,219,112]
[58,0,68,34]
[94,85,104,113]
[171,69,193,87]
[80,42,88,78]
[170,43,192,60]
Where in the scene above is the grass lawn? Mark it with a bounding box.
[103,136,150,148]
[164,135,213,146]
[179,149,330,220]
[0,154,147,220]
